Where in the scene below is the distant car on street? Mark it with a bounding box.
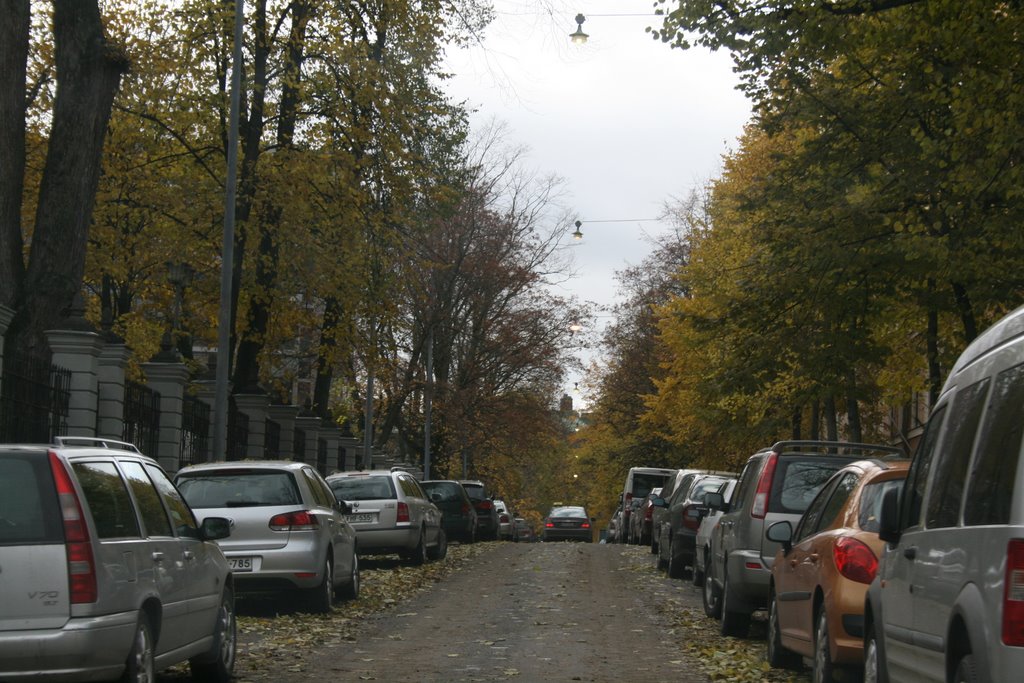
[541,505,594,542]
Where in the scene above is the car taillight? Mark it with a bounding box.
[396,501,410,523]
[751,452,778,519]
[499,514,510,523]
[581,521,590,528]
[1003,539,1024,645]
[477,500,493,511]
[644,505,654,521]
[682,504,704,531]
[49,452,97,604]
[545,521,554,528]
[833,537,878,584]
[269,511,319,531]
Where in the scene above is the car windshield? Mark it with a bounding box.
[421,482,463,501]
[549,507,587,518]
[330,476,396,500]
[176,470,299,508]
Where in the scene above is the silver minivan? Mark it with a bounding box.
[867,303,1024,683]
[0,438,235,683]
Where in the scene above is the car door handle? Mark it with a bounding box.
[152,552,165,562]
[809,553,819,563]
[903,547,917,560]
[183,550,194,561]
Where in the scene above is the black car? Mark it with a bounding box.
[421,480,478,543]
[459,480,499,541]
[541,505,594,542]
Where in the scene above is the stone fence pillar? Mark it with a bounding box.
[295,415,321,465]
[45,329,104,437]
[96,343,131,440]
[141,360,189,474]
[266,404,300,459]
[234,393,270,459]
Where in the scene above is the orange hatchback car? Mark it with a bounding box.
[764,457,909,683]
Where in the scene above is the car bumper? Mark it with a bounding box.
[828,576,872,664]
[542,529,592,542]
[670,530,699,565]
[223,541,327,590]
[352,527,419,554]
[440,515,475,539]
[725,549,771,611]
[0,611,136,682]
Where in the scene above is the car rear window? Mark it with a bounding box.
[422,482,462,501]
[549,507,587,518]
[770,457,857,514]
[176,470,300,507]
[329,476,396,501]
[0,453,63,545]
[632,473,670,498]
[461,483,487,500]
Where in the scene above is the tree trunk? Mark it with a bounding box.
[845,370,862,443]
[231,0,309,393]
[926,294,941,408]
[0,0,30,308]
[7,1,128,353]
[824,395,838,441]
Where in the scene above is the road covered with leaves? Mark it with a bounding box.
[161,541,815,682]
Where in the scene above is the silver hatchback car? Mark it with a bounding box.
[175,460,359,613]
[0,438,235,683]
[327,469,445,564]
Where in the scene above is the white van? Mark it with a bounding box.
[866,303,1024,683]
[616,467,677,543]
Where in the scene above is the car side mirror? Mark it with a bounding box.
[652,497,667,508]
[335,499,352,515]
[200,516,231,541]
[704,491,725,511]
[878,487,902,544]
[765,520,793,554]
[430,493,442,503]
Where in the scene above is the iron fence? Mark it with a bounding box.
[265,418,280,459]
[317,437,327,475]
[179,394,210,467]
[294,427,306,462]
[0,351,70,443]
[123,380,160,455]
[227,400,249,461]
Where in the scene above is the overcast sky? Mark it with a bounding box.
[443,0,752,401]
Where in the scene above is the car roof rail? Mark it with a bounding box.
[767,440,905,457]
[52,436,142,454]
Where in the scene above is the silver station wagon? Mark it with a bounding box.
[0,438,236,683]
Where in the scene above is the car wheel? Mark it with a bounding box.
[813,608,838,683]
[337,550,359,600]
[190,586,237,683]
[766,589,799,670]
[864,621,886,683]
[719,568,751,637]
[121,615,155,683]
[702,559,722,618]
[428,528,448,561]
[306,558,334,613]
[667,542,685,579]
[953,654,979,683]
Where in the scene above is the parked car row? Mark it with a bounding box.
[642,304,1024,683]
[0,440,513,682]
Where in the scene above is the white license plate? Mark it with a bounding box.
[228,557,254,572]
[346,513,374,524]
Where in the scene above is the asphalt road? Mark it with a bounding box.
[229,541,711,683]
